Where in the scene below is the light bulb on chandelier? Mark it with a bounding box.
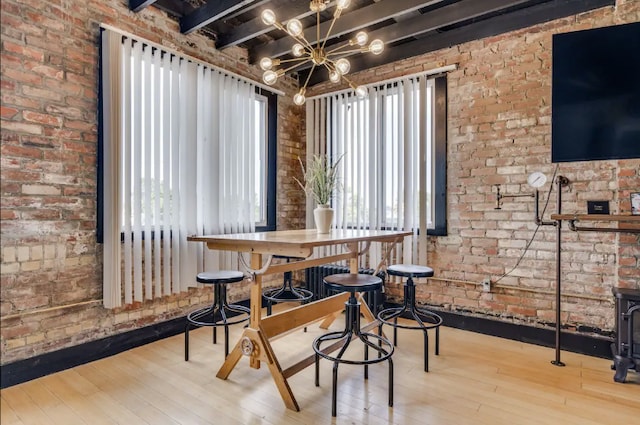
[259,2,383,105]
[293,89,306,106]
[354,31,368,47]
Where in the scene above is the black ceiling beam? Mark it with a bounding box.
[129,0,158,13]
[304,0,615,86]
[180,0,258,35]
[250,0,447,62]
[295,0,533,73]
[217,0,322,49]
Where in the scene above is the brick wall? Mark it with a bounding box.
[0,0,304,364]
[310,1,639,335]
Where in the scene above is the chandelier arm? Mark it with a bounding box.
[338,73,359,90]
[300,63,318,92]
[278,57,312,65]
[327,46,365,56]
[291,33,315,52]
[282,59,313,75]
[320,14,341,52]
[317,10,321,52]
[272,20,314,51]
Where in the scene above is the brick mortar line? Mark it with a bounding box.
[427,277,611,303]
[0,300,101,321]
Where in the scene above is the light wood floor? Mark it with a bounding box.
[2,307,639,425]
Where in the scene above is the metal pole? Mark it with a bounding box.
[552,176,568,366]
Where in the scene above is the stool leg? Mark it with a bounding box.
[364,337,369,379]
[267,300,272,316]
[224,323,229,358]
[388,357,394,407]
[423,328,429,372]
[435,326,440,355]
[315,352,320,387]
[332,361,339,417]
[378,323,383,358]
[185,322,191,361]
[213,285,224,345]
[393,317,398,346]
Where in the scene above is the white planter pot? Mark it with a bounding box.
[313,205,334,234]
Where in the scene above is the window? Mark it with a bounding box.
[100,28,277,307]
[307,75,447,237]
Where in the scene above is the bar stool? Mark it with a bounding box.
[377,264,443,372]
[184,271,250,361]
[262,256,313,316]
[313,273,394,417]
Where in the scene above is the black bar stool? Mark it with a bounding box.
[313,273,394,417]
[377,264,443,372]
[262,256,313,316]
[185,271,250,361]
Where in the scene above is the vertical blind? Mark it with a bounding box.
[101,28,256,308]
[306,77,436,267]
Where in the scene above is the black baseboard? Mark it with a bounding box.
[432,309,613,360]
[1,299,613,389]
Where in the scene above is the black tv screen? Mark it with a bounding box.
[552,22,640,163]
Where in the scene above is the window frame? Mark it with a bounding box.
[255,88,277,232]
[430,76,447,236]
[97,59,278,242]
[330,75,447,236]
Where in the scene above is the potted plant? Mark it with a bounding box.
[294,153,344,233]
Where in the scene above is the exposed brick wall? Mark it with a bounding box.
[310,1,639,335]
[1,0,303,364]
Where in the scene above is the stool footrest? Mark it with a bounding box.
[263,287,313,303]
[187,304,250,328]
[378,305,443,330]
[313,331,393,365]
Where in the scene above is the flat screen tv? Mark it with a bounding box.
[552,22,640,163]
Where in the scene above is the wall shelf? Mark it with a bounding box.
[551,214,640,233]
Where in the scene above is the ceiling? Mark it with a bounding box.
[129,0,614,87]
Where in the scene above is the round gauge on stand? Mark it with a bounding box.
[527,171,547,188]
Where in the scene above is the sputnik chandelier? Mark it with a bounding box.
[260,0,384,105]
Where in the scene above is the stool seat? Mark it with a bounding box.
[387,264,434,278]
[313,273,393,417]
[185,270,250,361]
[323,273,383,293]
[197,270,244,284]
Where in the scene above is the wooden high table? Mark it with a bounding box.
[187,228,411,411]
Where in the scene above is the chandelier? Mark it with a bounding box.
[259,0,384,105]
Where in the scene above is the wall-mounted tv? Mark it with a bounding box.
[552,22,640,163]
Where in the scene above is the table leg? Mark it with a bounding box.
[216,326,300,411]
[249,252,264,369]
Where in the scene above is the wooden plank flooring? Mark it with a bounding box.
[2,308,639,424]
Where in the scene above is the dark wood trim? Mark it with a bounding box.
[1,298,612,389]
[305,0,615,85]
[129,0,158,13]
[180,0,258,35]
[217,0,318,49]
